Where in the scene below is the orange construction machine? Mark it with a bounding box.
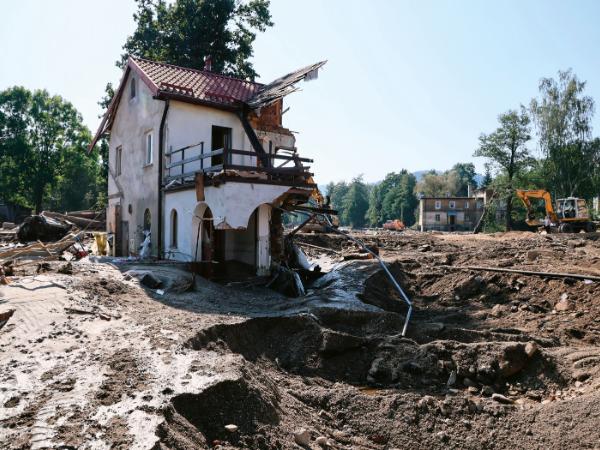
[383,219,406,231]
[516,189,596,233]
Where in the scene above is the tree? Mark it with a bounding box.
[0,87,102,213]
[341,176,370,228]
[480,163,493,188]
[365,171,418,227]
[530,69,597,198]
[327,181,349,222]
[120,0,273,80]
[451,162,476,196]
[474,108,532,230]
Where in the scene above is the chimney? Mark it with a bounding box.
[204,55,212,72]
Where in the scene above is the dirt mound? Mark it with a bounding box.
[187,313,377,383]
[167,368,280,447]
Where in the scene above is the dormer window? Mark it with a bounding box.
[130,78,136,99]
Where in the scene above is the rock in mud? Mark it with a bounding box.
[491,393,514,404]
[447,370,457,387]
[525,341,538,358]
[294,429,311,446]
[315,435,329,447]
[499,343,530,377]
[555,294,573,311]
[224,424,238,433]
[491,304,508,317]
[481,385,494,396]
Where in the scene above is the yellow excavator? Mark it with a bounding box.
[516,189,596,233]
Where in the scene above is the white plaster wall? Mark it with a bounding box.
[165,101,255,176]
[163,189,197,261]
[424,211,447,225]
[107,72,165,256]
[203,183,291,229]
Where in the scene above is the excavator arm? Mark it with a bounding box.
[516,189,558,226]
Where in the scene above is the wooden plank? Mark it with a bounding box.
[223,164,311,175]
[204,176,316,188]
[166,154,204,169]
[165,141,203,156]
[228,148,312,163]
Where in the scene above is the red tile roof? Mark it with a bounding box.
[131,57,263,106]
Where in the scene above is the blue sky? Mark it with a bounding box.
[2,0,599,184]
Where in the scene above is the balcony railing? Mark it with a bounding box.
[164,143,314,187]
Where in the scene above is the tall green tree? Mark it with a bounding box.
[120,0,273,79]
[474,108,533,230]
[451,162,477,196]
[0,87,102,213]
[480,163,493,188]
[341,176,370,228]
[366,171,417,227]
[530,69,598,198]
[326,181,349,220]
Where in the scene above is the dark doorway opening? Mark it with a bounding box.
[211,126,232,167]
[449,215,456,231]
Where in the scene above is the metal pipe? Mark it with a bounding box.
[157,99,170,258]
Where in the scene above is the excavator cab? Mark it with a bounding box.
[556,198,588,220]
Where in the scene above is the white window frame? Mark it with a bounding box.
[435,214,441,222]
[464,201,469,209]
[115,145,122,176]
[434,200,441,210]
[144,131,153,166]
[449,200,456,209]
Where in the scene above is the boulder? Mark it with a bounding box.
[294,429,311,447]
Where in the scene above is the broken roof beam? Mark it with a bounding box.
[246,61,327,110]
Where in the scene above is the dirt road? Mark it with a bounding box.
[2,231,600,449]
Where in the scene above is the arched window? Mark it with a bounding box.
[130,77,136,99]
[143,209,151,231]
[170,209,178,248]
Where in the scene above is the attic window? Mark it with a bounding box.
[130,78,136,99]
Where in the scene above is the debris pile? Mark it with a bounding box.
[2,230,600,448]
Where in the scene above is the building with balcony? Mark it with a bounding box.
[90,56,324,275]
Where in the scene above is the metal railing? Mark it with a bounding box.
[164,144,314,185]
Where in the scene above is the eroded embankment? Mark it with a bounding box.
[147,297,595,449]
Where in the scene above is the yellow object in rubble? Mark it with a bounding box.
[93,232,108,256]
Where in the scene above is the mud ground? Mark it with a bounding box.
[2,230,600,449]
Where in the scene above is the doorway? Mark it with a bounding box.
[448,215,456,231]
[211,126,232,167]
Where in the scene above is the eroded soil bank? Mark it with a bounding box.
[2,230,600,449]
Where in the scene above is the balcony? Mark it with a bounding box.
[163,143,315,190]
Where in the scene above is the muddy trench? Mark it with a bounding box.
[157,265,585,449]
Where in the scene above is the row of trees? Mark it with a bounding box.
[325,163,481,228]
[327,69,600,230]
[0,87,106,213]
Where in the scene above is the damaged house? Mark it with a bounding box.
[90,56,325,275]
